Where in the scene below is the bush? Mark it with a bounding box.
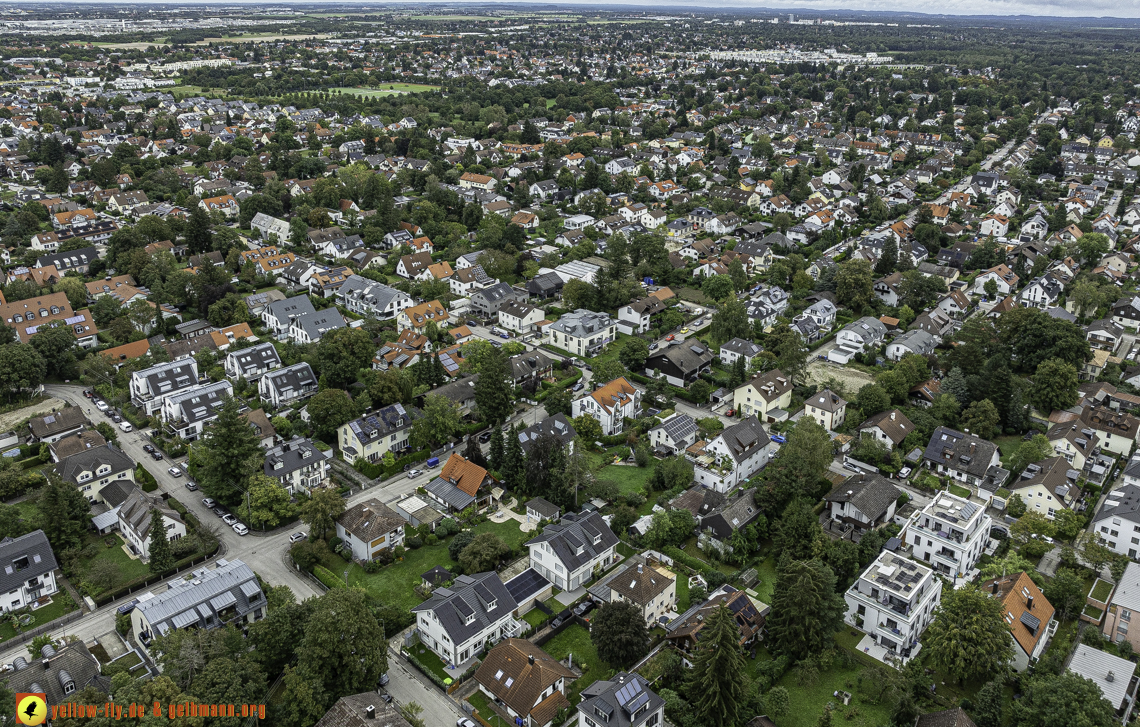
[313,565,346,589]
[406,536,423,549]
[425,534,438,546]
[135,465,158,493]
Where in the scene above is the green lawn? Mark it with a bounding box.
[0,591,78,644]
[330,84,440,97]
[541,624,613,704]
[993,435,1024,466]
[343,520,529,611]
[410,641,456,680]
[752,556,778,605]
[595,464,654,496]
[675,569,691,611]
[770,647,894,727]
[80,534,151,594]
[948,484,972,499]
[468,691,512,727]
[1091,578,1114,603]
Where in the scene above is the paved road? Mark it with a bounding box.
[386,647,468,727]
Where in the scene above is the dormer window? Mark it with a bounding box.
[465,614,475,626]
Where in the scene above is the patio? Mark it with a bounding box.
[854,633,922,668]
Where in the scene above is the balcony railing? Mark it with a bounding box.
[911,521,966,545]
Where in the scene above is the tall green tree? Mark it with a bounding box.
[148,509,174,573]
[874,237,897,276]
[922,585,1013,684]
[687,603,748,727]
[473,349,512,425]
[835,259,874,310]
[307,389,358,440]
[299,487,345,541]
[488,427,505,472]
[500,423,525,491]
[39,472,90,551]
[295,588,388,704]
[316,327,375,389]
[767,559,846,660]
[762,418,833,504]
[1012,671,1118,727]
[1030,358,1079,413]
[410,394,460,450]
[194,395,262,505]
[709,297,750,347]
[185,205,213,255]
[590,600,649,668]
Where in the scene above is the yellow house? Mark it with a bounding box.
[733,369,794,421]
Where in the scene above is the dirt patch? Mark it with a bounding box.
[0,398,68,433]
[806,360,875,397]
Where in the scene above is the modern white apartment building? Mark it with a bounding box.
[902,491,992,581]
[844,552,942,661]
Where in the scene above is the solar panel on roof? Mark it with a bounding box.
[625,692,650,714]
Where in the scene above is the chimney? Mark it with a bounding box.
[991,581,999,595]
[890,412,896,421]
[1027,595,1033,610]
[42,659,49,670]
[637,564,643,574]
[365,705,376,719]
[1108,671,1116,683]
[528,655,535,666]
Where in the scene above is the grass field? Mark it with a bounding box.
[0,591,78,644]
[542,624,613,704]
[335,519,529,612]
[330,84,441,98]
[595,463,653,497]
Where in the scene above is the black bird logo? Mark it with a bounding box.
[23,701,37,719]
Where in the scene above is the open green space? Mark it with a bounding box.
[328,519,529,612]
[948,484,971,499]
[409,641,455,681]
[467,691,512,727]
[541,624,613,705]
[752,556,778,605]
[595,464,653,496]
[330,84,441,98]
[1090,578,1114,602]
[0,591,78,644]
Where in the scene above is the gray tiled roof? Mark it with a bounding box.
[226,341,281,376]
[265,437,327,477]
[525,511,618,573]
[717,415,771,464]
[344,404,419,449]
[265,294,317,323]
[4,640,108,710]
[28,406,86,438]
[518,413,576,455]
[410,572,518,646]
[548,309,612,337]
[578,673,664,727]
[825,473,901,521]
[0,530,57,595]
[262,362,317,397]
[424,476,476,511]
[922,427,997,479]
[55,443,134,485]
[135,559,264,638]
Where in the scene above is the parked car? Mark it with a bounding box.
[222,514,238,526]
[167,466,182,477]
[116,599,138,615]
[478,431,493,443]
[289,532,307,544]
[726,409,735,417]
[648,342,658,350]
[665,334,675,341]
[574,600,595,616]
[770,435,786,444]
[119,421,133,432]
[572,383,584,392]
[202,498,216,509]
[378,674,389,687]
[379,693,393,704]
[83,389,94,399]
[212,506,227,518]
[150,451,164,461]
[458,720,477,727]
[499,332,510,339]
[95,401,109,412]
[551,616,564,628]
[110,413,122,423]
[142,444,155,454]
[184,481,198,491]
[406,469,423,479]
[232,523,249,536]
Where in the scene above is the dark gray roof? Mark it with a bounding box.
[99,478,137,509]
[424,475,476,510]
[265,437,326,477]
[55,443,134,485]
[720,338,762,358]
[922,427,998,479]
[652,413,697,443]
[337,498,406,542]
[824,473,901,521]
[647,342,715,375]
[431,376,479,406]
[410,572,518,645]
[28,406,86,438]
[518,413,576,455]
[343,404,419,453]
[508,352,554,383]
[578,673,664,727]
[717,415,771,464]
[1095,483,1140,526]
[525,496,561,519]
[137,359,198,397]
[525,511,619,573]
[168,382,231,425]
[262,362,317,396]
[265,294,317,322]
[472,282,517,304]
[0,530,58,595]
[3,640,108,709]
[226,341,281,376]
[36,246,97,271]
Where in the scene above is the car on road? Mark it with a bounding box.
[478,431,492,443]
[499,332,510,339]
[665,334,675,341]
[378,674,389,687]
[167,466,182,477]
[649,342,658,350]
[289,532,307,544]
[406,469,423,479]
[142,444,155,454]
[116,599,138,615]
[110,413,122,423]
[770,435,786,444]
[222,513,238,526]
[150,451,163,461]
[202,498,216,509]
[95,400,109,412]
[119,421,132,432]
[212,506,227,518]
[572,383,584,392]
[458,719,478,727]
[681,327,690,334]
[232,523,249,536]
[184,481,198,491]
[83,389,94,399]
[694,318,704,326]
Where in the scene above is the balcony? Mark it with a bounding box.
[931,548,959,566]
[911,521,966,545]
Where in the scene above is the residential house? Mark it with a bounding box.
[824,473,901,532]
[1081,406,1139,457]
[805,389,847,431]
[264,437,329,494]
[589,556,677,627]
[3,639,108,710]
[687,416,771,493]
[719,338,763,369]
[616,296,668,336]
[886,329,938,361]
[1008,457,1081,521]
[28,407,87,444]
[158,381,233,441]
[336,498,406,561]
[115,486,186,559]
[474,640,574,727]
[922,427,1004,491]
[665,584,766,652]
[424,453,496,513]
[224,341,282,381]
[1088,319,1125,353]
[0,530,59,613]
[1066,644,1138,719]
[526,511,620,591]
[1102,562,1140,650]
[973,265,1020,297]
[131,559,266,651]
[470,283,524,319]
[337,277,414,320]
[572,377,641,436]
[648,413,698,456]
[395,300,450,334]
[517,414,577,456]
[828,317,888,364]
[546,310,616,358]
[844,552,942,660]
[644,342,714,388]
[411,572,521,666]
[258,362,318,408]
[499,302,544,334]
[733,370,793,422]
[1092,485,1140,560]
[1019,274,1064,309]
[903,491,993,580]
[338,405,419,463]
[1046,422,1100,470]
[981,571,1056,672]
[508,352,555,389]
[859,409,915,451]
[55,444,135,504]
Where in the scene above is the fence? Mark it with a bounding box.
[0,610,84,650]
[91,543,225,607]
